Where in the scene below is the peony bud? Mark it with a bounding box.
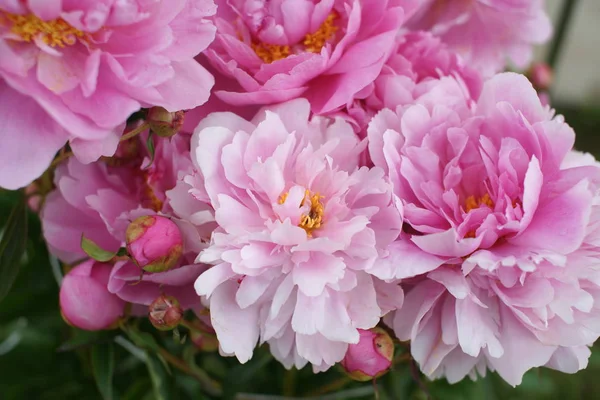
[125,215,183,273]
[59,260,126,331]
[147,107,185,138]
[148,295,183,331]
[528,62,553,92]
[341,327,394,381]
[25,182,42,213]
[190,330,219,352]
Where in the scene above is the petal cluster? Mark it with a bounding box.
[42,133,212,310]
[407,0,552,76]
[206,0,406,113]
[191,99,403,369]
[0,0,217,189]
[369,72,600,385]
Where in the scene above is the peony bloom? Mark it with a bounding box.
[60,260,126,331]
[42,133,211,309]
[407,0,552,77]
[0,0,217,189]
[343,31,481,134]
[191,99,404,370]
[368,72,600,385]
[205,0,413,114]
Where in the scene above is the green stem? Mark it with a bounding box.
[50,150,74,169]
[547,0,581,69]
[307,376,352,396]
[120,122,149,142]
[283,369,297,396]
[157,347,223,397]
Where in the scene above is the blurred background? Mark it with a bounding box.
[1,1,599,399]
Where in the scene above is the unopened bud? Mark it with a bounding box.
[125,215,183,273]
[190,330,219,352]
[341,327,394,381]
[528,62,553,92]
[149,295,183,331]
[147,107,185,138]
[25,182,42,213]
[59,261,126,331]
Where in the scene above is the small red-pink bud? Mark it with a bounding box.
[125,215,183,273]
[190,330,219,352]
[147,107,185,138]
[341,327,394,382]
[25,182,42,213]
[528,62,553,92]
[148,295,183,331]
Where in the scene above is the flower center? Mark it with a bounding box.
[303,13,338,53]
[251,42,291,64]
[1,12,87,47]
[464,193,494,213]
[251,12,338,63]
[278,189,325,237]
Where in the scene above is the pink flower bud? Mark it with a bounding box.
[528,62,553,92]
[190,330,219,352]
[59,260,126,331]
[148,295,183,331]
[25,182,41,213]
[125,215,183,273]
[147,107,185,138]
[341,328,394,381]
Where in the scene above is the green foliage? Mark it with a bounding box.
[0,190,28,303]
[91,343,116,400]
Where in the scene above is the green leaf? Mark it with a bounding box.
[0,193,28,303]
[81,235,118,262]
[143,133,156,170]
[57,330,115,352]
[146,351,171,400]
[123,325,160,352]
[91,342,115,400]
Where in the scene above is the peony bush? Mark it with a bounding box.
[2,0,600,398]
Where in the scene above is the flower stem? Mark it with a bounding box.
[308,376,352,396]
[121,122,149,142]
[157,347,223,397]
[547,0,580,69]
[50,150,74,169]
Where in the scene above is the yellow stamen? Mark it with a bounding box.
[252,42,291,64]
[464,193,494,239]
[303,13,338,53]
[278,192,289,205]
[278,189,325,237]
[1,12,87,47]
[464,193,494,213]
[251,12,338,63]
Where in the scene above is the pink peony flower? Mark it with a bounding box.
[368,72,600,385]
[191,99,404,370]
[205,0,411,114]
[0,0,217,189]
[42,133,211,309]
[407,0,552,77]
[341,327,394,381]
[60,260,126,331]
[342,31,481,134]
